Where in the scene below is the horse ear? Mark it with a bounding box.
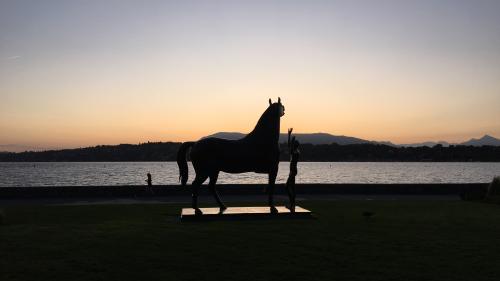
[278,97,281,104]
[269,98,272,105]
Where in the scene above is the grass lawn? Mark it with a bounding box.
[1,200,500,281]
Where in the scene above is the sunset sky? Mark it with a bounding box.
[1,0,500,151]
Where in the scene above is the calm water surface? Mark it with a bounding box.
[1,162,499,187]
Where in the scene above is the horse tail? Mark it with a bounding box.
[177,141,194,186]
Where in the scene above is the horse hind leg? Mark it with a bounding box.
[209,173,226,213]
[191,174,208,215]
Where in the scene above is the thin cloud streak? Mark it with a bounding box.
[4,55,21,60]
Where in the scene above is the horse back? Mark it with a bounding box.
[190,137,279,174]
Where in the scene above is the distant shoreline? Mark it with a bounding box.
[1,141,500,162]
[2,160,500,163]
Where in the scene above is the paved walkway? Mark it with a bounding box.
[0,194,459,206]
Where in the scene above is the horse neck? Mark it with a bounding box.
[245,109,280,144]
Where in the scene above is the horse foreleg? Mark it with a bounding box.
[191,175,207,216]
[209,173,226,213]
[268,172,278,214]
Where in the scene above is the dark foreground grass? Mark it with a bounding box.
[1,200,500,281]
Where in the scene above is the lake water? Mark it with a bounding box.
[0,162,499,187]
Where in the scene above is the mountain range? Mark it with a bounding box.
[206,132,500,147]
[1,133,499,154]
[206,132,374,145]
[2,139,500,162]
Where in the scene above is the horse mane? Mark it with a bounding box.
[243,104,281,144]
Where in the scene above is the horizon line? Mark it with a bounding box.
[1,132,498,153]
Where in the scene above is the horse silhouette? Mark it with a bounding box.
[177,98,286,215]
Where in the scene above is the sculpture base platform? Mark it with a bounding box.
[180,206,312,222]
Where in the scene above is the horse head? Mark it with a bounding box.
[268,97,285,118]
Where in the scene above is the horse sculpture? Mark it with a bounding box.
[177,98,287,215]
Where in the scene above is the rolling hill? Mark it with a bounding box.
[205,132,388,145]
[206,132,500,147]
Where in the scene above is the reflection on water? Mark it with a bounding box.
[0,162,499,187]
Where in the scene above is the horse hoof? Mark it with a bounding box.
[286,204,296,213]
[194,208,203,216]
[219,205,227,214]
[270,206,278,214]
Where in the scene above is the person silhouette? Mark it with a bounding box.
[145,172,153,195]
[286,128,300,212]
